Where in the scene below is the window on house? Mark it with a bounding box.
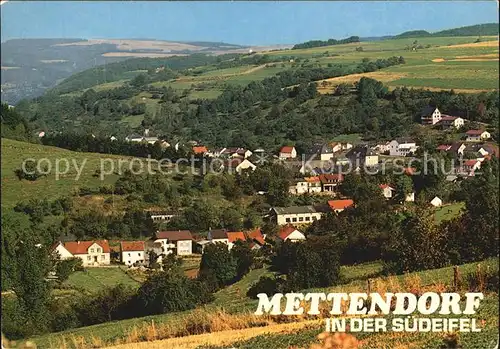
[96,248,101,253]
[101,255,105,260]
[286,218,291,223]
[138,253,141,257]
[305,217,310,221]
[90,248,94,253]
[128,253,131,257]
[299,217,304,222]
[292,218,297,222]
[87,256,91,261]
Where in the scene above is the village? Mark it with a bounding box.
[51,105,498,269]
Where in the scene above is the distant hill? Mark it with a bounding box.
[394,23,498,39]
[0,38,249,105]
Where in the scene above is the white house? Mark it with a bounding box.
[290,176,322,195]
[430,196,443,207]
[405,192,415,202]
[227,231,246,250]
[330,142,342,153]
[388,139,418,157]
[149,212,177,223]
[466,130,491,142]
[51,240,111,267]
[279,146,297,160]
[278,225,306,242]
[271,206,323,225]
[120,241,145,266]
[208,229,230,245]
[374,142,391,154]
[421,107,442,125]
[147,230,193,256]
[225,158,257,173]
[439,116,464,129]
[379,184,395,199]
[463,159,481,175]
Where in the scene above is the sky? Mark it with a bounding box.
[1,1,498,45]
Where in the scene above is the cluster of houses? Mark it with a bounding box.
[50,228,269,267]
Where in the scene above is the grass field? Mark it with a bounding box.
[434,202,466,223]
[63,267,140,292]
[29,258,498,348]
[0,138,148,208]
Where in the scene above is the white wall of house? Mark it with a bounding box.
[54,244,74,260]
[389,140,417,156]
[405,192,415,202]
[235,160,256,173]
[76,246,111,266]
[121,251,144,266]
[277,212,322,225]
[283,230,306,242]
[382,187,394,199]
[320,153,334,161]
[279,148,297,159]
[176,240,192,255]
[365,155,379,167]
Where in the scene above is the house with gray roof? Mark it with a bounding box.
[270,205,323,225]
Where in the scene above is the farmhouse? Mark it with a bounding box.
[279,146,297,160]
[51,240,111,267]
[327,199,354,213]
[278,225,306,242]
[120,241,145,266]
[247,228,266,247]
[271,206,322,225]
[388,138,418,157]
[466,130,491,142]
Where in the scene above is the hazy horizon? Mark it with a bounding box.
[1,1,498,45]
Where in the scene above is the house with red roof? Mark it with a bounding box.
[246,228,266,247]
[279,146,297,160]
[436,144,452,152]
[327,199,354,213]
[120,241,145,266]
[278,225,306,242]
[51,240,111,266]
[290,176,322,195]
[462,159,481,176]
[379,184,395,199]
[193,146,208,155]
[466,130,491,142]
[227,231,246,250]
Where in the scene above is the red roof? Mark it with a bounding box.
[319,174,343,183]
[63,240,110,255]
[466,130,484,135]
[304,176,320,183]
[404,167,416,175]
[120,241,145,252]
[227,231,246,243]
[280,146,295,154]
[328,199,354,211]
[464,159,479,166]
[193,146,208,154]
[278,225,299,240]
[155,230,193,241]
[246,228,265,245]
[436,145,452,151]
[379,184,394,190]
[440,115,459,121]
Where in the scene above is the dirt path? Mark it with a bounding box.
[175,64,269,83]
[105,319,322,349]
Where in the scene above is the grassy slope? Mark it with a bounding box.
[0,138,143,208]
[63,267,140,292]
[29,258,498,348]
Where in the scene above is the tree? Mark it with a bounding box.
[383,208,449,273]
[55,257,83,283]
[394,175,414,203]
[231,240,254,280]
[198,243,237,291]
